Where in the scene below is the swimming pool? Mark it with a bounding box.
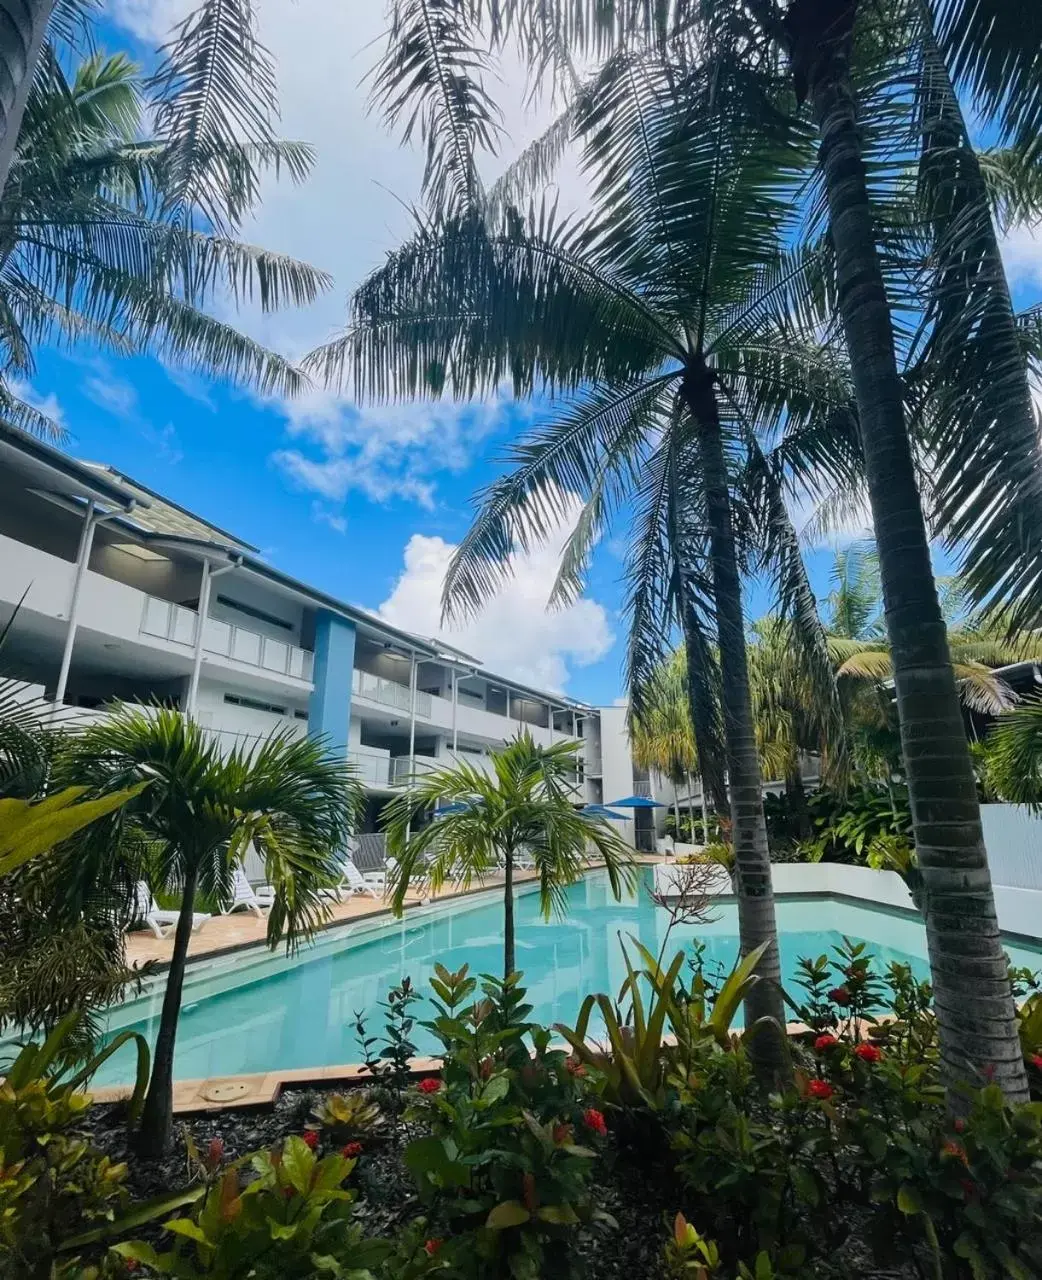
[91,870,1042,1086]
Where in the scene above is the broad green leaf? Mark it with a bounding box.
[281,1135,315,1195]
[486,1199,531,1229]
[537,1202,579,1225]
[897,1183,923,1216]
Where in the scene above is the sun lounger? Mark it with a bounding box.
[222,866,267,919]
[132,881,211,940]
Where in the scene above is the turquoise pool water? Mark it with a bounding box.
[93,870,1042,1086]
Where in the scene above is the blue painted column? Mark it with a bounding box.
[308,611,356,758]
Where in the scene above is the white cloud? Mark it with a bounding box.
[84,373,139,419]
[271,390,517,511]
[378,511,614,693]
[1000,223,1042,286]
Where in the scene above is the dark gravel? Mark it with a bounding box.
[85,1087,919,1279]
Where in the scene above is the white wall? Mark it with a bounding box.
[597,704,636,845]
[980,805,1042,892]
[195,681,307,751]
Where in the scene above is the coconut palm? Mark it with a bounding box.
[331,23,864,1077]
[384,734,634,978]
[0,2,326,436]
[57,708,360,1155]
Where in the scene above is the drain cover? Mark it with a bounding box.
[200,1080,251,1104]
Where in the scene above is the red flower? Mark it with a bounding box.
[424,1238,443,1257]
[954,1117,967,1134]
[583,1107,608,1136]
[301,1129,319,1150]
[565,1056,586,1078]
[854,1042,882,1064]
[205,1137,224,1170]
[552,1123,573,1146]
[123,1262,140,1274]
[942,1141,968,1165]
[1031,1054,1042,1071]
[814,1034,838,1052]
[417,1077,441,1095]
[342,1142,364,1159]
[828,986,851,1007]
[808,1078,834,1100]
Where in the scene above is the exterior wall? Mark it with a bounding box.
[195,680,307,751]
[308,612,357,757]
[90,533,201,606]
[980,804,1042,892]
[597,704,637,845]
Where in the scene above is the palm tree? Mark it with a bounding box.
[384,734,634,978]
[0,3,326,435]
[629,647,710,843]
[330,31,855,1077]
[57,708,360,1156]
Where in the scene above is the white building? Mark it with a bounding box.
[0,424,643,855]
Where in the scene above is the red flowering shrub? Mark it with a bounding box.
[416,1077,441,1095]
[424,1238,443,1256]
[301,1129,319,1150]
[828,985,851,1006]
[854,1042,882,1064]
[583,1107,608,1136]
[814,1034,838,1052]
[342,1141,364,1159]
[807,1078,834,1100]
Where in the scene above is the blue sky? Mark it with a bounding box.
[22,2,1041,705]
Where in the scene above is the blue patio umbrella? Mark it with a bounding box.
[581,804,629,821]
[604,794,665,808]
[432,800,475,816]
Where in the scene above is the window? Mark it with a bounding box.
[215,594,294,632]
[293,710,309,721]
[223,693,287,715]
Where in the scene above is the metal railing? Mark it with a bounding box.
[351,668,432,718]
[140,596,314,681]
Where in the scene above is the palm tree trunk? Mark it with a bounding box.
[138,865,200,1155]
[503,847,515,979]
[0,1,54,200]
[699,774,710,844]
[673,799,681,847]
[683,365,789,1081]
[789,5,1028,1103]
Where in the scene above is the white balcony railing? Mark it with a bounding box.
[349,750,391,787]
[139,596,313,682]
[352,669,432,718]
[388,755,440,785]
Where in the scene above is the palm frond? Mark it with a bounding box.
[369,0,503,215]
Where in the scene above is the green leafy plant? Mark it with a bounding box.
[402,968,611,1280]
[792,938,888,1040]
[112,1136,390,1279]
[0,1018,188,1280]
[664,1213,721,1278]
[354,975,420,1129]
[308,1091,383,1145]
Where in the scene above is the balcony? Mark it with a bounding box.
[349,749,391,787]
[140,596,313,682]
[352,669,432,718]
[388,755,438,785]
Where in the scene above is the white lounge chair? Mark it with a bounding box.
[322,855,384,901]
[222,867,267,920]
[132,882,211,940]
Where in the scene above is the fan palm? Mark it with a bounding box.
[56,707,361,1156]
[384,734,634,978]
[328,30,855,1076]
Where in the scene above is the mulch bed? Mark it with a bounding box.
[86,1087,918,1279]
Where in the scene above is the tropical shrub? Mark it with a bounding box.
[402,966,612,1280]
[664,813,710,845]
[354,976,421,1128]
[308,1090,383,1146]
[798,784,912,864]
[113,1137,390,1279]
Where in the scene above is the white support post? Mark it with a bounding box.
[408,651,418,774]
[54,501,129,712]
[186,559,237,719]
[451,668,459,755]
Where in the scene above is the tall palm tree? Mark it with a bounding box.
[57,708,360,1156]
[326,32,853,1077]
[384,734,634,978]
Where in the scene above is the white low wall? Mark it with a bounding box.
[981,805,1042,892]
[653,861,1042,942]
